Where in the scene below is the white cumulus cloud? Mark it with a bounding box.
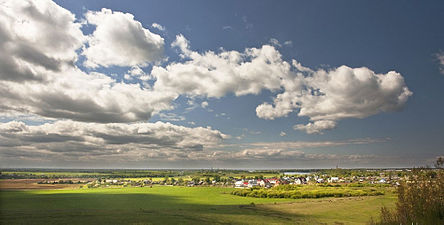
[0,68,176,123]
[153,34,290,98]
[0,0,416,167]
[82,8,164,68]
[293,120,337,134]
[0,0,412,141]
[152,35,412,134]
[257,64,412,133]
[0,1,174,123]
[151,23,165,31]
[0,0,84,82]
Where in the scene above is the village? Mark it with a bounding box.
[64,169,406,189]
[2,167,441,225]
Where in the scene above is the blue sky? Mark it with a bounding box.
[0,0,443,168]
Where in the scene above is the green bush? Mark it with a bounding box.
[231,185,384,199]
[371,168,444,225]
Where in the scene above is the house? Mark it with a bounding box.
[294,178,302,185]
[247,179,258,188]
[268,178,278,185]
[187,181,195,187]
[234,180,245,188]
[294,177,307,185]
[328,177,339,183]
[282,177,291,182]
[276,179,289,186]
[259,179,272,188]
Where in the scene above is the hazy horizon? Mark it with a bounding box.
[0,166,418,170]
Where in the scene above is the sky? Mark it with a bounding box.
[0,0,443,169]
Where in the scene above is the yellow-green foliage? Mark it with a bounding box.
[232,184,385,199]
[371,169,444,225]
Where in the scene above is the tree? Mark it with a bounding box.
[435,156,444,168]
[192,176,200,183]
[371,158,444,225]
[163,176,169,184]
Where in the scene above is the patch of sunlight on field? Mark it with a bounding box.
[259,193,397,225]
[0,186,396,225]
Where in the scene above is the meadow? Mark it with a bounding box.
[0,186,396,225]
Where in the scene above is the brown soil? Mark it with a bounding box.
[0,179,92,190]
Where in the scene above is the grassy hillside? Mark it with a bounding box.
[1,186,395,225]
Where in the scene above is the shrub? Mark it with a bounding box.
[232,184,385,199]
[370,168,444,225]
[291,192,302,199]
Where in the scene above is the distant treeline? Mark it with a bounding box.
[0,169,277,179]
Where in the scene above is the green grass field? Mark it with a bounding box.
[0,186,395,225]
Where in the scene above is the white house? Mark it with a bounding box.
[328,177,339,183]
[259,179,272,188]
[235,180,245,188]
[247,179,258,188]
[268,178,278,185]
